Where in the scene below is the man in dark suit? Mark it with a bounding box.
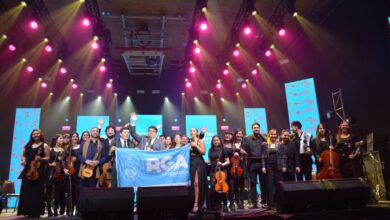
[129,112,165,151]
[281,129,301,181]
[109,127,134,187]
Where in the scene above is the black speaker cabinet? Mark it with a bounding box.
[137,186,192,220]
[276,178,369,213]
[80,187,134,219]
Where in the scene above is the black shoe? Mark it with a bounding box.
[48,211,53,217]
[238,204,244,209]
[54,210,58,217]
[60,208,65,216]
[229,204,236,212]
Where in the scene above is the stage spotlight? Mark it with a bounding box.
[251,69,257,75]
[220,97,224,101]
[2,34,6,39]
[21,1,27,7]
[194,47,201,54]
[72,84,78,89]
[252,10,257,16]
[49,92,53,96]
[165,97,168,101]
[270,44,275,49]
[126,96,130,100]
[66,96,70,100]
[181,92,185,96]
[222,118,226,122]
[200,22,208,31]
[216,83,222,89]
[186,82,192,88]
[22,58,26,62]
[106,83,112,88]
[44,38,48,42]
[101,58,106,62]
[45,45,52,52]
[223,69,229,75]
[30,20,38,29]
[58,59,63,63]
[41,82,47,88]
[38,78,42,81]
[193,40,198,44]
[236,43,240,47]
[210,93,214,96]
[241,83,247,88]
[82,18,91,27]
[256,62,260,66]
[27,66,34,72]
[226,62,230,66]
[109,78,113,82]
[245,79,249,82]
[80,93,84,97]
[117,118,121,123]
[93,36,99,41]
[233,49,239,56]
[60,67,67,74]
[98,96,102,100]
[293,12,298,17]
[278,28,286,36]
[114,93,117,96]
[8,44,16,51]
[236,92,239,96]
[92,42,99,49]
[265,50,272,57]
[194,97,198,101]
[189,67,196,73]
[99,65,106,72]
[243,27,252,35]
[202,7,207,12]
[185,78,188,82]
[70,79,74,82]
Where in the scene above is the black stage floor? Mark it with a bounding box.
[1,203,390,220]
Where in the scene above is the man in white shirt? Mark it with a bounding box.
[291,121,314,181]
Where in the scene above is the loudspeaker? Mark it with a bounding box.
[276,178,370,213]
[137,186,192,220]
[80,187,134,220]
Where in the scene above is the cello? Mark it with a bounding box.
[318,132,341,179]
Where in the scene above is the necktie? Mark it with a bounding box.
[124,141,128,148]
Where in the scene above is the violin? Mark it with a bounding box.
[52,148,65,181]
[65,147,76,175]
[229,150,243,177]
[25,147,42,181]
[214,159,229,193]
[318,132,341,180]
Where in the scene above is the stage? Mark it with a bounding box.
[1,203,390,220]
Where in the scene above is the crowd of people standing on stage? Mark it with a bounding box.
[16,111,365,218]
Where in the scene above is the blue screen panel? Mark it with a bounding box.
[285,78,320,135]
[77,116,110,138]
[130,115,163,136]
[244,108,268,136]
[185,115,217,160]
[8,108,41,206]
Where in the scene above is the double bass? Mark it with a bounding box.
[318,132,341,179]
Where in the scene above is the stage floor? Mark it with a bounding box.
[1,203,390,220]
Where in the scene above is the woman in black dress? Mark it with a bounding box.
[208,135,230,212]
[17,129,50,218]
[312,123,335,174]
[63,132,81,216]
[189,127,209,213]
[261,129,287,210]
[231,129,247,209]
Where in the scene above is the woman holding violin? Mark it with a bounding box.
[189,127,209,213]
[208,135,230,212]
[261,129,287,210]
[230,129,247,210]
[45,134,66,217]
[63,132,81,216]
[17,129,50,218]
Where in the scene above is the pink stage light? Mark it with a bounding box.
[243,27,252,35]
[186,82,192,88]
[99,65,106,72]
[216,83,222,89]
[45,45,52,52]
[8,44,16,51]
[106,83,112,88]
[251,69,258,75]
[92,42,99,49]
[82,18,91,27]
[200,22,208,31]
[30,20,38,29]
[41,82,47,88]
[265,50,272,57]
[223,69,229,75]
[233,49,240,56]
[60,67,67,74]
[27,66,34,72]
[189,67,196,73]
[72,84,78,89]
[278,28,286,36]
[194,47,201,54]
[241,83,247,88]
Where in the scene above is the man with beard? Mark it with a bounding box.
[281,129,300,181]
[77,127,108,190]
[242,123,267,208]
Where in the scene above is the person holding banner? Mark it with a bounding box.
[129,112,165,151]
[189,127,209,213]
